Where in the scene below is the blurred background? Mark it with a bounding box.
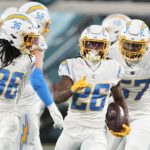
[1,0,150,149]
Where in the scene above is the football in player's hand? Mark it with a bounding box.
[106,102,126,132]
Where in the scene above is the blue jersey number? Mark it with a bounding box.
[71,84,110,111]
[11,21,22,30]
[36,12,45,21]
[0,69,24,99]
[121,79,150,100]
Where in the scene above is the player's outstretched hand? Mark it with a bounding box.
[109,124,130,137]
[48,103,63,129]
[71,76,91,93]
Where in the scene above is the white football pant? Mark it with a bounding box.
[0,112,19,150]
[55,122,107,150]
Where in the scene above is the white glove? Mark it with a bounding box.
[38,35,48,51]
[48,103,63,129]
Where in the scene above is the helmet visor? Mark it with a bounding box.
[84,41,107,51]
[43,19,51,33]
[122,40,143,52]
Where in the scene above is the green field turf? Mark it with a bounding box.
[43,144,55,150]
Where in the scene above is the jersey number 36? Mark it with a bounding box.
[0,69,24,100]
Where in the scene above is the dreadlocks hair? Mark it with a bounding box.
[0,39,21,68]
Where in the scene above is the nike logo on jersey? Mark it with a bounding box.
[130,71,135,75]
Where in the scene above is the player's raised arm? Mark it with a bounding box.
[30,60,64,129]
[29,25,63,130]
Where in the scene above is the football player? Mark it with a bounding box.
[14,2,63,150]
[108,19,150,150]
[0,13,40,150]
[102,13,131,44]
[102,13,131,148]
[52,25,130,150]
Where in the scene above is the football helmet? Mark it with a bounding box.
[79,25,110,63]
[0,7,18,29]
[102,14,131,43]
[1,13,40,54]
[1,7,18,20]
[119,19,149,62]
[19,2,51,35]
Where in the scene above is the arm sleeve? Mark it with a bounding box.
[30,68,54,106]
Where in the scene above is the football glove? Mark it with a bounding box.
[71,76,91,93]
[38,35,48,51]
[48,103,63,129]
[109,124,130,137]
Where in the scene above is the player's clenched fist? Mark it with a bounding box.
[71,76,91,93]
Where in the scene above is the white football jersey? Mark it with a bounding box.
[17,80,40,114]
[58,57,123,128]
[0,54,35,112]
[109,43,150,114]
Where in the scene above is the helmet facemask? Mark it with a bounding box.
[38,19,51,36]
[80,38,110,63]
[43,19,51,34]
[21,33,40,54]
[120,38,148,62]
